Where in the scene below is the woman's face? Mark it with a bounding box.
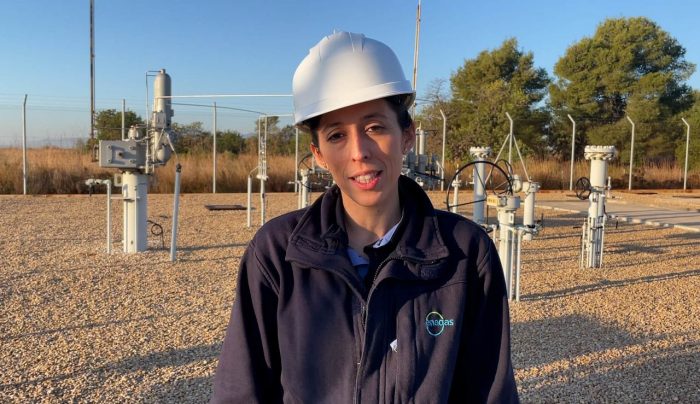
[311,98,415,216]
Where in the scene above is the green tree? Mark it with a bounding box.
[550,17,695,163]
[217,130,246,154]
[415,78,456,159]
[94,109,144,141]
[449,38,550,160]
[676,91,700,170]
[172,121,211,154]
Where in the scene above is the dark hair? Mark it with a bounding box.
[304,95,413,146]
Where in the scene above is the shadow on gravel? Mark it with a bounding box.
[664,231,700,241]
[145,375,213,403]
[0,343,221,399]
[522,268,700,301]
[108,343,220,372]
[179,243,248,252]
[513,315,630,368]
[1,309,209,342]
[513,315,700,402]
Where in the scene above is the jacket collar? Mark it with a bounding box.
[286,176,450,281]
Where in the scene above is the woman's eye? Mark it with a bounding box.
[366,125,385,134]
[327,132,343,142]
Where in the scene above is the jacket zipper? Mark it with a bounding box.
[353,254,401,404]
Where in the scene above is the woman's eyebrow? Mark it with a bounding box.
[363,113,389,121]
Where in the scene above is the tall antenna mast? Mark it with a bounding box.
[90,0,95,139]
[411,0,421,116]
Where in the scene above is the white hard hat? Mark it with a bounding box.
[293,31,415,126]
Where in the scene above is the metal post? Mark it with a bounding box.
[106,180,111,254]
[440,109,446,191]
[170,164,182,262]
[568,114,576,191]
[506,112,513,164]
[294,127,299,193]
[22,94,28,195]
[626,116,635,190]
[515,229,523,302]
[121,99,126,140]
[89,0,95,140]
[247,174,253,228]
[212,102,217,193]
[411,0,421,117]
[682,118,690,191]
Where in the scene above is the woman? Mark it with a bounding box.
[212,31,519,403]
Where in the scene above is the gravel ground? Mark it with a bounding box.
[1,190,698,402]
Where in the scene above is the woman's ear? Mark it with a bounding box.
[402,122,416,154]
[310,143,327,169]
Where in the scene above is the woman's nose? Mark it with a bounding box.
[348,130,370,161]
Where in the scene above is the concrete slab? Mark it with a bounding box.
[535,198,700,232]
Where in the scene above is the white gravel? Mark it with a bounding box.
[1,191,698,402]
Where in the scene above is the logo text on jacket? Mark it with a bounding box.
[425,311,455,336]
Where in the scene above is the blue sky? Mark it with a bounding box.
[1,0,699,146]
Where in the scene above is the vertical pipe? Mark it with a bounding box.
[294,127,299,193]
[411,0,421,117]
[682,118,690,191]
[212,102,217,193]
[506,112,513,164]
[440,109,446,191]
[121,99,126,140]
[170,164,182,262]
[123,181,128,253]
[451,176,459,214]
[626,116,635,190]
[22,94,28,195]
[106,180,111,254]
[515,229,522,301]
[247,175,252,228]
[568,114,575,191]
[260,178,265,226]
[90,0,95,140]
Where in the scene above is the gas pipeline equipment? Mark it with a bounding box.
[96,69,182,259]
[445,114,542,302]
[578,145,617,268]
[296,152,333,209]
[402,127,442,189]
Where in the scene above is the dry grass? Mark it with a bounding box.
[1,147,699,194]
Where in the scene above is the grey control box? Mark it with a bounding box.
[99,140,146,169]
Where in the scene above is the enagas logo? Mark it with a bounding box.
[425,311,455,336]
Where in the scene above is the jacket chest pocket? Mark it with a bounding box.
[390,281,467,402]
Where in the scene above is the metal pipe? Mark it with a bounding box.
[247,174,253,228]
[260,177,266,226]
[626,116,635,190]
[170,164,182,262]
[516,229,523,301]
[157,94,293,99]
[506,112,513,164]
[121,99,126,140]
[212,102,217,193]
[294,127,299,193]
[440,109,446,191]
[568,114,576,191]
[22,94,28,195]
[90,0,95,139]
[106,179,111,254]
[682,118,690,191]
[411,0,421,117]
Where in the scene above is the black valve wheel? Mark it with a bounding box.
[575,177,591,200]
[445,160,513,213]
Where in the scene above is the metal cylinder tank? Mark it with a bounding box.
[153,69,173,129]
[584,146,616,189]
[469,146,492,225]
